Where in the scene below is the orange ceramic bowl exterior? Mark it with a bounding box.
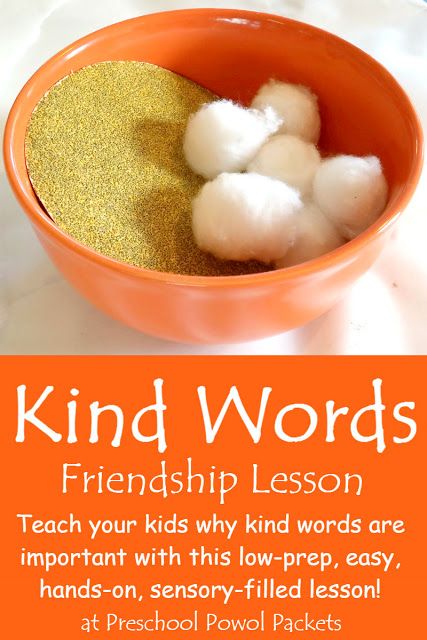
[4,10,424,343]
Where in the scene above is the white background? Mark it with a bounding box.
[1,0,426,354]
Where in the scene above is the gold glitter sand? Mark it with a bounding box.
[25,61,268,276]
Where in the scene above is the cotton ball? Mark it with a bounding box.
[313,155,388,239]
[275,203,344,268]
[248,134,321,195]
[183,100,282,179]
[192,173,303,263]
[251,80,321,143]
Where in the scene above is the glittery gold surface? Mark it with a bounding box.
[25,61,268,276]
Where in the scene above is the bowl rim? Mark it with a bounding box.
[3,7,424,289]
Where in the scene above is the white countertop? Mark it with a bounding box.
[1,0,426,354]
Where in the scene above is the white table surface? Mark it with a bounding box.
[1,0,426,354]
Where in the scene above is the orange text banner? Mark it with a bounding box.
[0,356,425,639]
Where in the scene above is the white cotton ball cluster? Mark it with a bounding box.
[184,80,388,269]
[192,173,303,263]
[313,155,388,239]
[275,203,344,268]
[248,134,321,196]
[183,100,282,179]
[251,80,321,144]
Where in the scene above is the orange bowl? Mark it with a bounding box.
[3,9,423,343]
